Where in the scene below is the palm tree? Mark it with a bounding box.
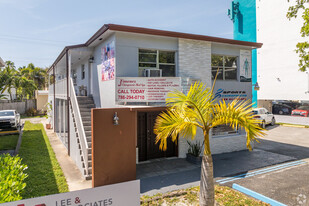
[154,82,265,206]
[3,61,16,100]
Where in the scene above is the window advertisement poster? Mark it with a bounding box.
[239,50,252,82]
[101,41,115,81]
[116,77,181,102]
[1,180,140,206]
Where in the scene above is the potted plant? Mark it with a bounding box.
[186,140,203,164]
[45,102,52,129]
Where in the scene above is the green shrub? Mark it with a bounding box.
[25,108,38,117]
[0,154,28,203]
[187,140,203,157]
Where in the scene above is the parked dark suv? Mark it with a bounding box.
[272,103,293,115]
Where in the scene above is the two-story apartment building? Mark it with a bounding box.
[48,24,262,179]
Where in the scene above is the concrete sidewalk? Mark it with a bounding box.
[26,118,92,191]
[139,149,295,196]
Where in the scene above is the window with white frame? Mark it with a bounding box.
[211,55,237,80]
[212,125,239,136]
[138,49,176,77]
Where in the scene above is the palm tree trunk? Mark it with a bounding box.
[200,130,215,206]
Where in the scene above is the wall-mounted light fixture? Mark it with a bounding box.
[253,82,260,91]
[88,57,94,63]
[113,112,119,125]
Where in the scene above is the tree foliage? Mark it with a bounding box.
[0,154,28,203]
[0,61,47,100]
[287,0,309,72]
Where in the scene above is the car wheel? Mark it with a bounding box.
[271,117,276,126]
[279,110,283,115]
[260,121,266,129]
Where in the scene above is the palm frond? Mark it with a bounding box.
[154,108,201,151]
[211,99,265,150]
[166,82,215,127]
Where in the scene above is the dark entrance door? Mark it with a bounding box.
[137,111,177,161]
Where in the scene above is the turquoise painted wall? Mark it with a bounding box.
[232,0,258,107]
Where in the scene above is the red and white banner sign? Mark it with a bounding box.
[116,77,181,102]
[1,180,140,206]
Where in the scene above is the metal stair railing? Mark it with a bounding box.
[69,78,89,176]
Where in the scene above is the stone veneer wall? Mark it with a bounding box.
[178,38,211,158]
[177,38,248,158]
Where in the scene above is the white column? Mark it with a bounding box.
[62,99,66,146]
[58,99,61,134]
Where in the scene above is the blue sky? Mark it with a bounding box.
[0,0,233,68]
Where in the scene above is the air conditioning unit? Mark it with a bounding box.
[144,69,162,77]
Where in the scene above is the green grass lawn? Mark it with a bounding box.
[0,134,19,150]
[19,121,68,199]
[141,185,269,206]
[21,115,47,119]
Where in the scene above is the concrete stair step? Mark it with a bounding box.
[80,108,92,112]
[85,131,91,136]
[84,126,91,131]
[79,104,95,108]
[88,142,91,148]
[80,111,91,117]
[78,99,94,104]
[82,117,91,122]
[87,137,91,142]
[83,121,91,126]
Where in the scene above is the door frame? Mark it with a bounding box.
[137,111,178,162]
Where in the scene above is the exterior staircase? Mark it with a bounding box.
[76,96,95,180]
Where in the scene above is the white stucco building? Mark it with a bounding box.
[256,0,309,102]
[48,24,262,179]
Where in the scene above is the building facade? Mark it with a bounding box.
[48,24,261,179]
[232,0,309,109]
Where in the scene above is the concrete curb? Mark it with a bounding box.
[14,124,24,155]
[232,184,287,206]
[277,123,307,128]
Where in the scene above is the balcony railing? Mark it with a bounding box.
[54,78,67,99]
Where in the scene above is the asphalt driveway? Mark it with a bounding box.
[217,125,309,205]
[140,124,309,204]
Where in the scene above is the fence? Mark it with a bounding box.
[0,99,36,114]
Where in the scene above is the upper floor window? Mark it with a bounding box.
[211,55,237,80]
[81,64,85,80]
[138,49,175,77]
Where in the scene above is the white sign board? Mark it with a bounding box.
[240,50,252,82]
[1,180,140,206]
[116,77,181,102]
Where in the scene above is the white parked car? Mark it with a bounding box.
[0,110,21,130]
[252,108,276,128]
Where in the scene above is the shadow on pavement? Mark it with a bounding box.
[255,138,309,160]
[139,146,299,194]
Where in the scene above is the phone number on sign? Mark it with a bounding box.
[118,95,145,100]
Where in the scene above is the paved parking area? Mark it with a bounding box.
[140,125,309,201]
[216,125,309,205]
[275,114,309,126]
[256,125,309,160]
[219,160,309,205]
[139,149,295,195]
